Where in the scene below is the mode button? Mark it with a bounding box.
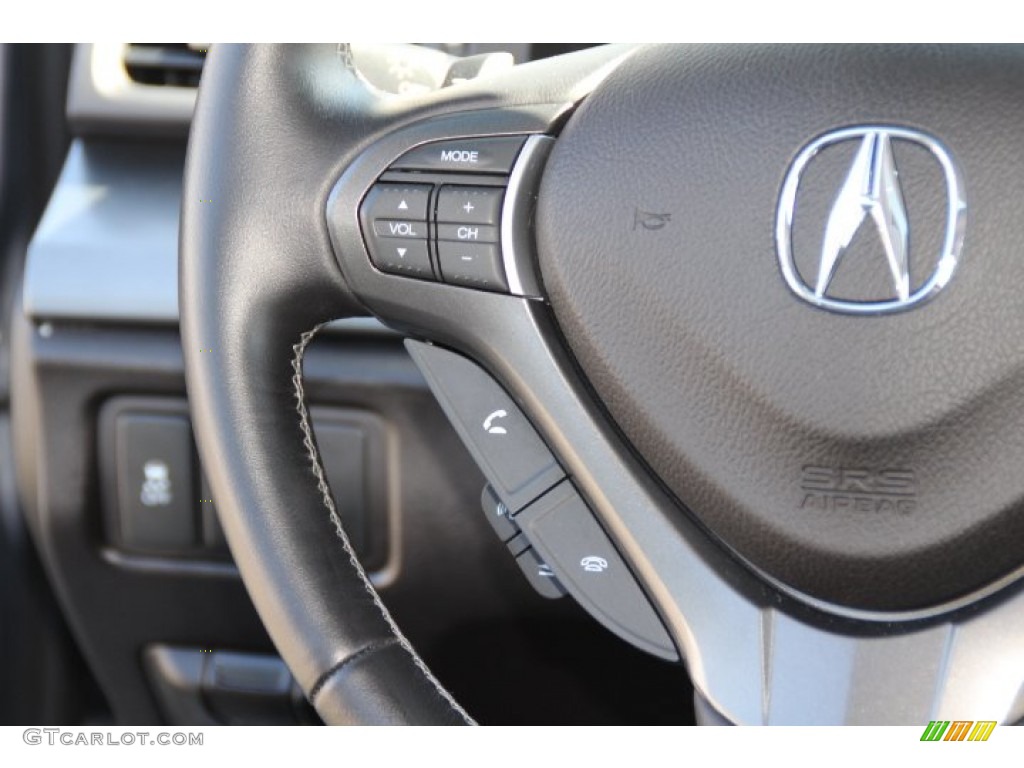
[391,137,527,175]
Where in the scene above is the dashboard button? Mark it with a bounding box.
[437,186,504,225]
[314,420,370,560]
[200,472,227,553]
[366,237,432,279]
[405,341,564,512]
[437,242,508,292]
[361,183,431,222]
[514,481,678,661]
[391,136,527,174]
[202,651,296,725]
[116,413,197,552]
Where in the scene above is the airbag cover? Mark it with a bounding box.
[536,45,1024,611]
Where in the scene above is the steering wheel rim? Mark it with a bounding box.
[181,43,1024,725]
[180,44,471,724]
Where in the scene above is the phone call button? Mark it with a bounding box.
[405,340,565,513]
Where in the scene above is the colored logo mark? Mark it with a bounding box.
[920,720,996,742]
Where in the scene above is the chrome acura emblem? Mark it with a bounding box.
[776,126,966,315]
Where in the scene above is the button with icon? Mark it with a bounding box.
[406,340,564,513]
[114,412,197,552]
[513,480,678,661]
[437,186,504,226]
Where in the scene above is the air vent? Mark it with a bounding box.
[123,44,207,88]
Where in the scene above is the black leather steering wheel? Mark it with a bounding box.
[181,44,1024,725]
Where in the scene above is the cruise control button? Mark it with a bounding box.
[372,219,427,239]
[436,223,498,243]
[362,183,431,221]
[405,341,564,512]
[391,136,527,174]
[514,481,678,661]
[437,242,508,292]
[515,547,567,600]
[367,237,432,279]
[437,186,504,225]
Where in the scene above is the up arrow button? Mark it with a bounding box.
[361,183,430,221]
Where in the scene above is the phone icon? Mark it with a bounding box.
[580,556,609,574]
[482,409,508,435]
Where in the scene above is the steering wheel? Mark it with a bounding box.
[180,44,1024,725]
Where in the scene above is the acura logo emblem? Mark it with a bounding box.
[776,126,966,315]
